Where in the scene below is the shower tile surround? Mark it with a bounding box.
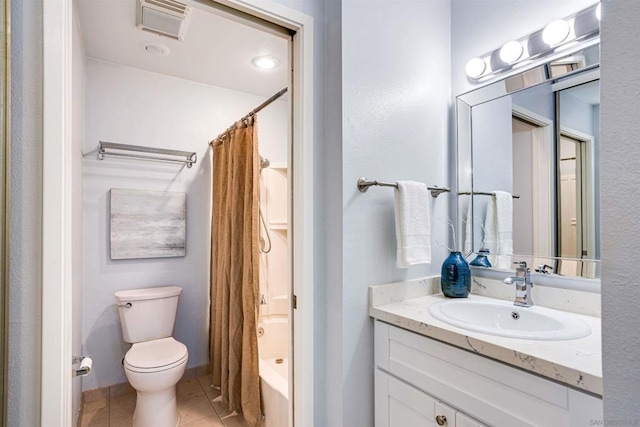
[369,275,602,395]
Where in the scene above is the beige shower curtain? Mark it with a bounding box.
[210,116,262,427]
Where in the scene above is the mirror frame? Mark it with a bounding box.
[1,0,9,421]
[456,36,601,290]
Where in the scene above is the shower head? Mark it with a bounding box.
[259,155,270,170]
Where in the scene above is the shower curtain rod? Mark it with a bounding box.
[210,87,288,144]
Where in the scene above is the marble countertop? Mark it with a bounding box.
[369,279,602,396]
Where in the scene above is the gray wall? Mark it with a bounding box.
[8,0,43,425]
[267,1,332,424]
[512,82,555,120]
[340,1,451,425]
[601,0,640,420]
[470,95,513,251]
[560,90,595,135]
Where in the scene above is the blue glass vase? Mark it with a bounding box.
[470,247,492,268]
[441,251,471,298]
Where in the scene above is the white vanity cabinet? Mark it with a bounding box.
[376,369,485,426]
[374,320,603,427]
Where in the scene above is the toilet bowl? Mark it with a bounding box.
[124,338,188,427]
[115,286,189,427]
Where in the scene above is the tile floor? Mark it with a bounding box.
[80,375,249,427]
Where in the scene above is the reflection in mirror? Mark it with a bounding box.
[557,80,600,277]
[457,43,600,280]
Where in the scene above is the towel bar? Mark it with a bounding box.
[458,191,520,199]
[97,141,197,168]
[357,177,451,198]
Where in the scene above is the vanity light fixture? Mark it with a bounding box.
[465,58,487,79]
[542,20,571,46]
[499,41,524,64]
[464,3,599,82]
[251,55,280,70]
[595,4,601,21]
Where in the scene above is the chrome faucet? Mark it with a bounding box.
[503,261,534,307]
[535,264,553,274]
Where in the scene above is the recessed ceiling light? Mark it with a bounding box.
[144,43,170,56]
[252,55,280,70]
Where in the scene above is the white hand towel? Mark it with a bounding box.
[484,191,513,269]
[463,198,473,254]
[394,181,431,268]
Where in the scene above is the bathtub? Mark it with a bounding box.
[258,317,289,427]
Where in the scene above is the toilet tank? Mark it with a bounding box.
[114,286,182,343]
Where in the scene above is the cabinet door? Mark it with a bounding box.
[377,369,488,427]
[377,369,437,427]
[388,373,436,426]
[456,411,486,427]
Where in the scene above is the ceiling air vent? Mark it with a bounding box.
[136,0,192,41]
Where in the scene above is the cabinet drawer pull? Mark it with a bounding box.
[435,414,447,426]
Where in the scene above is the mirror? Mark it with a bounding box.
[457,41,600,280]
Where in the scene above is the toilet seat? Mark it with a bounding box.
[124,337,188,373]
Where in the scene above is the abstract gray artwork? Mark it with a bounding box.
[110,188,186,259]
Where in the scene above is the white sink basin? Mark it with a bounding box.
[428,298,591,340]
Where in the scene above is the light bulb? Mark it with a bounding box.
[596,4,601,21]
[252,56,280,70]
[542,20,570,46]
[465,57,487,78]
[499,41,524,64]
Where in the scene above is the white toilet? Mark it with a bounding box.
[115,286,189,427]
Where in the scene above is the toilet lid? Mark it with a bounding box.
[124,337,188,372]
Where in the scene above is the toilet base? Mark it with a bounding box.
[133,388,180,427]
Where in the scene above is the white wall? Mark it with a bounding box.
[8,0,43,424]
[71,5,86,424]
[340,1,451,426]
[600,0,640,419]
[82,59,288,390]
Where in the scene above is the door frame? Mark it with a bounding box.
[559,127,596,277]
[512,104,555,259]
[42,1,314,425]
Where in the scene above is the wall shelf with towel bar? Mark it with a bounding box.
[357,177,451,198]
[97,141,197,168]
[458,191,520,199]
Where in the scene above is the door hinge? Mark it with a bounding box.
[292,294,297,310]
